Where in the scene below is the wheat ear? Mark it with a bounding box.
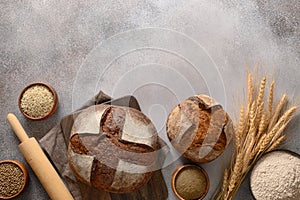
[268,81,275,115]
[227,153,243,195]
[267,135,285,152]
[268,94,287,130]
[260,106,296,152]
[235,106,245,150]
[221,169,229,194]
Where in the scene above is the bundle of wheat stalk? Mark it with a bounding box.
[213,73,297,200]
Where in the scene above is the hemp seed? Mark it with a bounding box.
[20,84,55,118]
[0,162,25,198]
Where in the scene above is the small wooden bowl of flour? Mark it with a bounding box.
[250,150,300,200]
[171,164,209,200]
[18,82,58,120]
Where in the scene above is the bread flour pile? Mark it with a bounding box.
[250,151,300,200]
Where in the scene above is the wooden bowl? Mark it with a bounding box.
[18,82,58,120]
[0,160,28,199]
[171,164,210,200]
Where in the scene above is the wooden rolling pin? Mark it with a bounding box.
[7,113,74,200]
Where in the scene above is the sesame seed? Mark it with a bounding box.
[20,85,55,118]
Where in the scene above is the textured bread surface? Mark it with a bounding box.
[167,94,233,163]
[68,104,158,193]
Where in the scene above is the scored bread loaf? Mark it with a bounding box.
[166,94,233,163]
[68,104,158,193]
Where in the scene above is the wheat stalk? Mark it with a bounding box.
[234,106,245,150]
[257,113,267,138]
[267,135,285,152]
[268,81,275,115]
[268,94,287,130]
[213,73,297,200]
[227,153,243,195]
[242,102,255,149]
[269,107,297,144]
[221,169,229,194]
[247,73,253,106]
[260,106,297,152]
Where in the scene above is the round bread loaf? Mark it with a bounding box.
[166,94,233,163]
[68,105,158,193]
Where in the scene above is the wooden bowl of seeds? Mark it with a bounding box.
[171,164,210,200]
[0,160,28,199]
[18,82,58,120]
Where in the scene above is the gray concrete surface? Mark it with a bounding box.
[1,0,299,199]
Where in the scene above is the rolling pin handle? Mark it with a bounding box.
[7,113,29,142]
[7,113,74,200]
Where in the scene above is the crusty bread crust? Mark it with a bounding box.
[167,94,233,163]
[68,105,158,193]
